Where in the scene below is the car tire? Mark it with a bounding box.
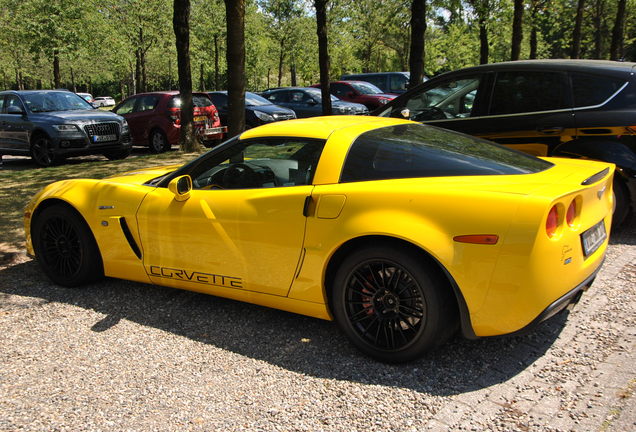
[612,177,629,227]
[331,245,456,363]
[30,133,57,167]
[149,129,170,153]
[32,204,103,287]
[103,148,131,160]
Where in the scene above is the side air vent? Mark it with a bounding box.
[581,167,610,186]
[119,217,142,259]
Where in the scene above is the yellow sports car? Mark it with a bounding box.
[25,116,614,362]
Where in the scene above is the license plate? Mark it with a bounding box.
[581,220,607,257]
[202,127,225,135]
[194,115,207,122]
[93,134,117,142]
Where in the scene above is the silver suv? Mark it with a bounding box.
[0,90,131,166]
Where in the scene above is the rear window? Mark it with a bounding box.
[340,124,552,182]
[571,73,626,107]
[169,95,213,108]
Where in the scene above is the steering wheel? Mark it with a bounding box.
[222,163,260,188]
[411,106,449,121]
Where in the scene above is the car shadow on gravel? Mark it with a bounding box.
[0,259,571,397]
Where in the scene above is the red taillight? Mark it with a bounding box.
[168,108,180,125]
[566,200,577,226]
[546,205,559,238]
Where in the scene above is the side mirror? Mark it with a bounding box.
[7,106,24,115]
[400,108,410,118]
[168,175,192,201]
[306,99,317,106]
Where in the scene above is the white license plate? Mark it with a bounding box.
[581,220,607,257]
[203,127,224,135]
[93,134,117,142]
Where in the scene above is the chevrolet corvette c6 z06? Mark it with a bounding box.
[24,116,614,362]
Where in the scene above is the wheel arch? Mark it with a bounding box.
[31,198,104,271]
[323,234,477,340]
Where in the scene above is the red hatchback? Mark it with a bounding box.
[113,91,226,152]
[310,81,396,110]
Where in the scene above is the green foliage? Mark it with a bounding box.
[0,0,634,94]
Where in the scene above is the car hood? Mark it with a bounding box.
[105,164,182,185]
[246,104,294,115]
[30,110,123,123]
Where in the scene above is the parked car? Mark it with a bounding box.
[76,92,95,104]
[261,87,368,118]
[112,91,226,152]
[0,89,131,166]
[208,91,296,128]
[373,59,636,225]
[93,96,116,107]
[25,116,614,362]
[340,72,416,95]
[309,81,396,110]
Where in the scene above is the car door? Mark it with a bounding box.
[287,90,321,118]
[0,95,31,151]
[113,96,142,143]
[472,70,575,156]
[135,137,326,297]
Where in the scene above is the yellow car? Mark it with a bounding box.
[24,116,614,362]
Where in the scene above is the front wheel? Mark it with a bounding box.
[331,245,456,363]
[32,205,103,287]
[30,134,57,167]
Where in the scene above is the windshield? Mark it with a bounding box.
[350,82,383,94]
[305,88,339,102]
[23,92,94,112]
[245,92,272,106]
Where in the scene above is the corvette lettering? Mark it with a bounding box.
[148,266,243,289]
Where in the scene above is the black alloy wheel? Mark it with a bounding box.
[149,129,169,153]
[30,134,57,167]
[32,205,103,287]
[332,246,456,362]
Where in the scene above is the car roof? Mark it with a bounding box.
[435,59,636,77]
[0,89,74,96]
[240,115,411,141]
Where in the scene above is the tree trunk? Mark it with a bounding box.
[173,0,198,152]
[278,38,285,87]
[511,0,523,60]
[200,63,205,91]
[408,0,426,89]
[224,0,246,137]
[213,34,220,90]
[70,67,76,92]
[593,0,604,58]
[291,58,297,87]
[610,0,626,60]
[529,0,539,59]
[53,49,61,88]
[478,17,488,64]
[314,0,331,116]
[135,50,141,93]
[571,0,585,58]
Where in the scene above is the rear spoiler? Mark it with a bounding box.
[581,167,610,185]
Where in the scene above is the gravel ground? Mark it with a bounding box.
[0,218,634,431]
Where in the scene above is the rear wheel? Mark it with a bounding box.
[32,205,103,287]
[332,245,456,363]
[612,177,629,227]
[149,129,170,153]
[30,133,57,167]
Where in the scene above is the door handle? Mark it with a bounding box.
[537,126,564,134]
[302,196,313,217]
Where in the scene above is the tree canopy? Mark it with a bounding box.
[1,0,634,98]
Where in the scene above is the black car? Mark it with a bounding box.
[0,90,131,166]
[374,60,636,224]
[208,91,296,128]
[261,87,368,118]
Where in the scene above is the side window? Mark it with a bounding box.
[114,97,137,115]
[0,96,5,113]
[266,91,287,103]
[490,71,569,115]
[190,138,326,190]
[389,74,408,93]
[290,91,310,103]
[399,76,482,121]
[363,75,385,90]
[5,95,25,111]
[136,95,159,112]
[209,93,227,107]
[571,73,626,107]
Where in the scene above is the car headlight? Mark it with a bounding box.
[52,124,79,133]
[254,110,275,122]
[337,106,348,113]
[121,119,129,133]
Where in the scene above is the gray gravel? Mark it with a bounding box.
[1,218,634,431]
